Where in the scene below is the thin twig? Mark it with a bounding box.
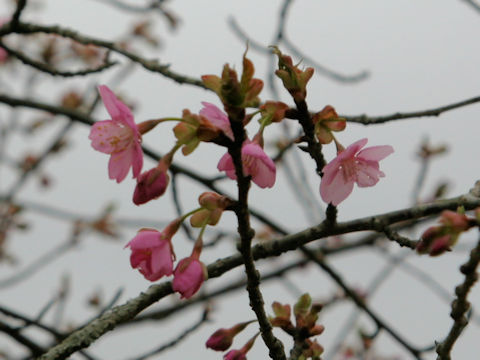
[460,0,480,14]
[344,95,480,125]
[435,234,480,360]
[10,0,28,29]
[0,40,117,77]
[1,22,205,88]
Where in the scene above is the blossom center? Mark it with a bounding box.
[108,125,134,151]
[339,158,359,182]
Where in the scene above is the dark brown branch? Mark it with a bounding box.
[10,0,28,29]
[0,22,205,88]
[435,234,480,360]
[344,95,480,125]
[228,15,368,84]
[0,40,117,77]
[227,104,286,360]
[293,99,326,175]
[281,36,369,83]
[0,319,46,357]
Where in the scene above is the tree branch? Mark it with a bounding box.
[435,234,480,360]
[37,187,480,360]
[344,95,480,125]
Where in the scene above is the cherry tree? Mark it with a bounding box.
[1,1,480,360]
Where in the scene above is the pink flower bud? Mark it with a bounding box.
[172,257,207,299]
[428,234,452,256]
[417,227,453,256]
[206,328,235,352]
[439,210,470,231]
[223,333,259,360]
[206,321,256,352]
[224,349,247,360]
[133,166,169,205]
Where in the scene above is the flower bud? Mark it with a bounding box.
[271,46,314,102]
[133,167,169,205]
[312,105,346,144]
[439,210,470,231]
[190,209,211,228]
[223,333,259,360]
[205,320,255,352]
[259,101,289,125]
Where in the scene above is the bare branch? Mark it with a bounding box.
[345,95,480,125]
[436,235,480,360]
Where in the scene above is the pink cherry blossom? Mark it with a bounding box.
[320,138,393,206]
[89,85,143,183]
[199,102,234,140]
[133,167,169,205]
[172,257,206,299]
[218,140,276,188]
[125,229,174,281]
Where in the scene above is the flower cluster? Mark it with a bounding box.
[88,50,396,308]
[269,293,325,359]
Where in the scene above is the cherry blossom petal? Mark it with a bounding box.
[338,138,368,160]
[355,161,384,187]
[131,142,144,178]
[217,152,237,180]
[89,120,119,153]
[200,102,234,140]
[108,149,133,183]
[98,85,136,129]
[357,145,394,162]
[242,142,276,188]
[126,230,161,249]
[150,242,173,276]
[320,167,354,206]
[172,258,205,299]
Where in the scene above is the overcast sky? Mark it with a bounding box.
[1,1,480,359]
